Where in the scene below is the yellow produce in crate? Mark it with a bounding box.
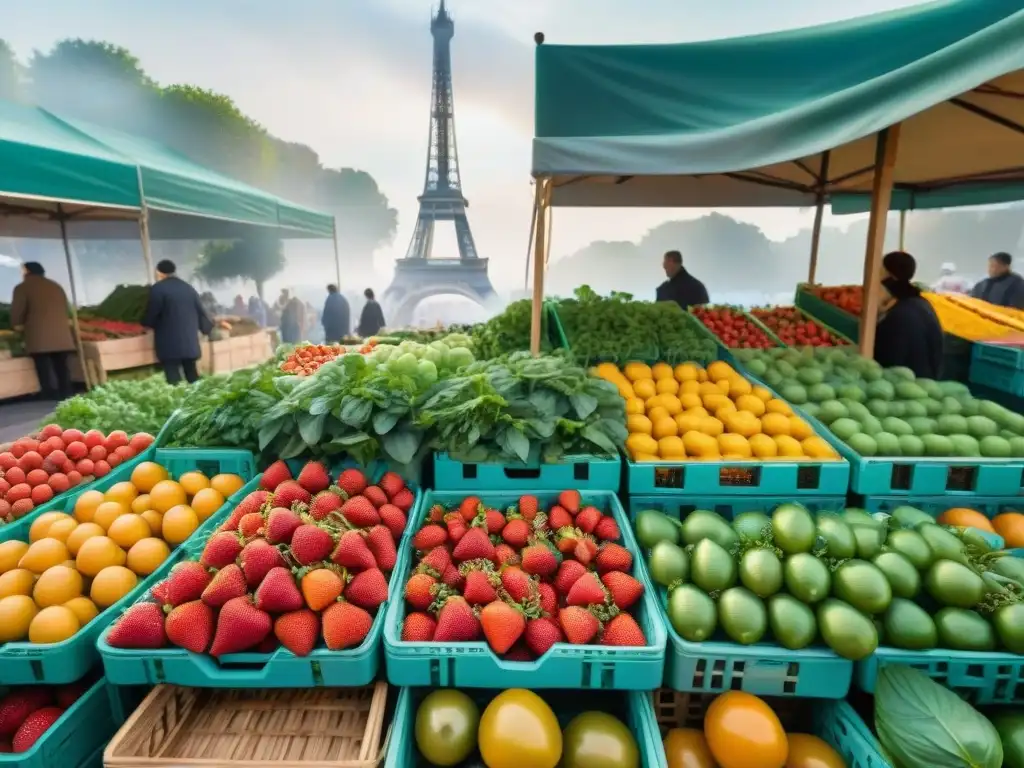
[922,293,1016,340]
[596,360,840,462]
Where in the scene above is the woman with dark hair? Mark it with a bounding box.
[356,288,386,338]
[874,251,944,378]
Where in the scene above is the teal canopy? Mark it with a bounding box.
[532,0,1024,212]
[0,99,335,238]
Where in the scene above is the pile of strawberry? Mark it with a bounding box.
[106,460,414,657]
[0,682,87,753]
[399,490,648,659]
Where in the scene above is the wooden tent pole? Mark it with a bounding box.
[530,178,551,356]
[898,209,907,250]
[523,186,538,290]
[859,125,901,358]
[57,210,92,391]
[807,152,830,285]
[136,167,155,284]
[331,218,342,288]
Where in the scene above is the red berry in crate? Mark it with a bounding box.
[378,504,407,540]
[202,564,248,608]
[559,606,601,645]
[322,601,373,650]
[500,566,537,606]
[336,468,368,497]
[165,561,213,607]
[537,583,557,616]
[265,507,303,545]
[525,616,564,656]
[521,541,559,578]
[601,571,644,610]
[461,561,498,605]
[365,525,398,571]
[377,471,406,500]
[0,689,53,738]
[289,524,334,566]
[402,611,436,641]
[54,682,87,710]
[480,599,526,654]
[254,567,305,613]
[433,595,480,642]
[566,572,607,607]
[331,530,377,570]
[452,527,494,562]
[340,496,380,527]
[412,524,447,551]
[594,515,620,541]
[238,513,265,538]
[239,539,286,588]
[308,491,344,522]
[548,505,573,530]
[492,543,520,568]
[165,600,215,654]
[480,507,506,535]
[274,609,320,657]
[518,495,539,521]
[458,496,481,522]
[553,560,587,597]
[345,568,388,611]
[272,480,311,510]
[300,566,346,612]
[297,461,331,494]
[208,596,272,657]
[501,517,530,548]
[12,707,64,753]
[601,613,647,646]
[106,602,167,649]
[362,486,388,508]
[405,572,439,611]
[595,542,633,574]
[417,546,450,577]
[260,460,292,491]
[557,490,581,515]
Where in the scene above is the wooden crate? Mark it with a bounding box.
[0,356,40,399]
[83,334,159,385]
[104,683,388,768]
[200,330,273,375]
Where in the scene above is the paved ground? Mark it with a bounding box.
[0,398,59,444]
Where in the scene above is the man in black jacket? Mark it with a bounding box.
[322,284,350,343]
[656,251,709,309]
[971,252,1024,309]
[142,260,214,384]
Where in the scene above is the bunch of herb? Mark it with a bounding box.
[48,376,187,435]
[471,299,550,359]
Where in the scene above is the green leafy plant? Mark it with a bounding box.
[48,376,186,434]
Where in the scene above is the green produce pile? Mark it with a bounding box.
[470,299,550,360]
[736,346,1024,458]
[371,324,475,344]
[636,501,1024,661]
[83,284,150,324]
[553,286,718,366]
[49,376,187,435]
[0,303,10,329]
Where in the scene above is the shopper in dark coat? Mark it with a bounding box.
[322,284,350,343]
[656,251,709,309]
[10,262,76,400]
[357,288,386,338]
[971,252,1024,309]
[874,251,944,378]
[142,259,213,384]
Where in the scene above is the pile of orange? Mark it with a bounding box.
[596,360,839,462]
[0,463,244,645]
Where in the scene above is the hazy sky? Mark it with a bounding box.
[6,0,924,289]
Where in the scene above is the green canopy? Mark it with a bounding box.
[532,0,1024,212]
[0,99,334,238]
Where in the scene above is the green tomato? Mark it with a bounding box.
[561,711,639,768]
[414,690,480,767]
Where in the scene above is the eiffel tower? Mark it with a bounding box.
[381,0,497,327]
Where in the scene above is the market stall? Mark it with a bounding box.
[527,0,1024,359]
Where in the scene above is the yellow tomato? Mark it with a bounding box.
[478,690,562,768]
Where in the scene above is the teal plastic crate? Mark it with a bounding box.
[0,445,158,544]
[974,340,1024,371]
[384,687,663,768]
[99,460,420,688]
[795,284,861,342]
[0,448,256,684]
[0,679,130,768]
[970,358,1024,397]
[629,497,854,698]
[153,409,181,447]
[433,452,622,493]
[625,454,850,496]
[384,490,667,689]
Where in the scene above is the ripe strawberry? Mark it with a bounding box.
[492,543,520,568]
[377,471,405,500]
[480,600,526,654]
[165,561,212,606]
[106,602,167,649]
[165,600,215,653]
[525,616,564,656]
[219,490,269,532]
[366,525,397,571]
[266,507,303,544]
[504,641,534,662]
[433,595,480,641]
[240,539,286,587]
[412,524,447,551]
[331,530,377,570]
[362,485,388,508]
[274,609,320,656]
[308,491,344,522]
[601,571,644,610]
[555,527,579,556]
[518,495,539,521]
[343,496,382,527]
[538,582,558,616]
[404,572,438,611]
[12,707,64,753]
[260,460,293,491]
[0,689,53,737]
[452,527,494,562]
[521,542,559,578]
[501,517,530,548]
[574,536,598,566]
[460,560,498,605]
[300,567,345,611]
[392,488,415,513]
[558,490,581,515]
[322,600,373,649]
[559,606,600,644]
[203,565,249,608]
[297,461,331,494]
[548,505,573,531]
[273,480,311,510]
[458,496,481,522]
[401,611,436,641]
[336,468,368,497]
[238,512,265,538]
[290,524,335,566]
[201,531,244,569]
[481,508,505,535]
[594,515,620,541]
[444,512,467,543]
[595,542,633,574]
[426,503,447,523]
[441,563,464,591]
[255,567,305,613]
[566,572,607,607]
[500,566,537,605]
[417,546,451,577]
[378,504,407,540]
[255,634,280,654]
[345,568,388,611]
[150,580,169,604]
[601,613,646,646]
[575,506,602,534]
[209,596,272,656]
[554,560,588,597]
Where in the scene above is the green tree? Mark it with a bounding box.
[194,232,285,299]
[318,168,398,269]
[0,40,21,102]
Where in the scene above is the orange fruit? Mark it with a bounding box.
[140,510,163,538]
[28,605,80,644]
[178,471,210,497]
[65,522,106,556]
[107,514,152,549]
[33,565,83,607]
[149,480,187,514]
[73,490,105,523]
[785,733,845,768]
[210,474,245,498]
[704,691,787,768]
[93,501,129,531]
[0,569,36,599]
[0,540,29,574]
[63,596,100,626]
[993,511,1024,548]
[90,565,138,608]
[75,536,126,577]
[19,539,71,574]
[104,481,139,507]
[190,488,225,522]
[126,538,170,576]
[45,517,79,544]
[29,512,70,543]
[162,505,199,546]
[130,461,169,493]
[0,595,38,642]
[130,494,152,514]
[937,507,996,533]
[664,728,716,768]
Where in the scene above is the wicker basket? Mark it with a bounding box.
[104,683,389,768]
